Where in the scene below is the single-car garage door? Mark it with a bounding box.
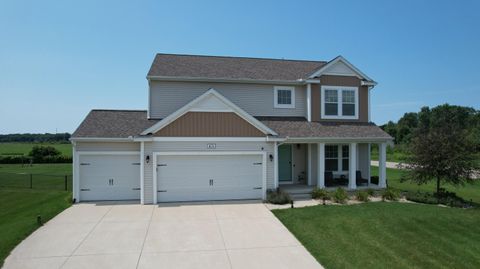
[79,154,141,201]
[156,154,263,202]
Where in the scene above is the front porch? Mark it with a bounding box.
[274,141,388,192]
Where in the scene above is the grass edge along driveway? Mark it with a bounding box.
[0,188,71,267]
[273,202,480,269]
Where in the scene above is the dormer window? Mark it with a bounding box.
[321,86,358,119]
[274,86,295,108]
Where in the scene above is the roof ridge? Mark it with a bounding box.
[91,109,147,112]
[155,53,327,64]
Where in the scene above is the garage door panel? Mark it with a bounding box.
[79,154,140,201]
[157,154,263,202]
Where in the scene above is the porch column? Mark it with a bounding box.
[306,84,312,122]
[348,142,357,190]
[307,144,312,185]
[274,142,279,189]
[317,143,325,188]
[379,142,387,188]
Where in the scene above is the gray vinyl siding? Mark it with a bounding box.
[142,141,275,204]
[75,142,140,151]
[149,81,306,119]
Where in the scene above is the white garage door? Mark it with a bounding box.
[79,154,141,201]
[156,154,263,202]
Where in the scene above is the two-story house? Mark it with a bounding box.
[71,53,392,204]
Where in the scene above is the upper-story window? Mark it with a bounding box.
[274,86,295,108]
[321,86,358,119]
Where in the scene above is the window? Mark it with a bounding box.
[274,86,295,108]
[321,86,358,119]
[324,90,338,116]
[342,145,349,171]
[325,145,338,171]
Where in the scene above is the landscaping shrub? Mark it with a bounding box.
[356,190,370,202]
[405,190,468,208]
[382,188,400,201]
[366,188,376,197]
[311,188,330,200]
[267,189,292,205]
[333,188,348,204]
[0,155,71,164]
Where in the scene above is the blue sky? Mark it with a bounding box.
[1,0,479,134]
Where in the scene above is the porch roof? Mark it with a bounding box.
[258,117,393,142]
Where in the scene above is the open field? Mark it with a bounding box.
[0,143,72,157]
[274,202,480,269]
[371,166,480,204]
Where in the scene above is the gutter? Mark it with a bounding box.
[147,76,320,85]
[69,137,135,142]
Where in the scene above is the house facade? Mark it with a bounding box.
[71,54,392,204]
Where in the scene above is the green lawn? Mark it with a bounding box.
[370,145,409,162]
[274,203,480,269]
[0,188,71,266]
[0,163,72,266]
[371,166,480,204]
[0,164,72,190]
[0,142,72,157]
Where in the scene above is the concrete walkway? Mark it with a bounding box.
[3,201,322,269]
[371,160,403,169]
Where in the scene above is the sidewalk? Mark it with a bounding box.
[370,161,403,169]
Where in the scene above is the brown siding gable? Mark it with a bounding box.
[154,112,266,137]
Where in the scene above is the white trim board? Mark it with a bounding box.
[152,151,267,204]
[141,88,277,136]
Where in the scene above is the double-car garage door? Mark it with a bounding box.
[156,154,264,202]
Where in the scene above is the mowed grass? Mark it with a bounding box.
[370,145,408,162]
[0,164,72,190]
[371,166,480,204]
[0,163,72,266]
[274,203,480,269]
[0,142,72,157]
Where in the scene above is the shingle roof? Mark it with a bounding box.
[72,110,391,140]
[147,53,327,81]
[258,117,392,139]
[72,110,159,138]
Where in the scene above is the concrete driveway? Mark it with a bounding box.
[3,201,322,269]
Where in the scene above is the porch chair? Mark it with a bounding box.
[325,171,334,187]
[356,170,369,186]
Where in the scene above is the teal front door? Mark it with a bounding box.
[278,144,292,183]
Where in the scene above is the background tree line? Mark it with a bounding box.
[0,133,71,143]
[380,104,480,150]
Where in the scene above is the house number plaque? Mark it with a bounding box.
[207,143,216,149]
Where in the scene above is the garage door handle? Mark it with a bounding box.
[253,162,262,165]
[80,189,90,191]
[158,190,167,192]
[253,187,262,190]
[132,188,141,190]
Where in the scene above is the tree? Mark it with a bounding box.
[29,145,61,161]
[396,112,418,144]
[402,104,479,199]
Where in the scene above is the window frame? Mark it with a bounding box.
[320,85,359,119]
[274,86,295,109]
[325,145,339,172]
